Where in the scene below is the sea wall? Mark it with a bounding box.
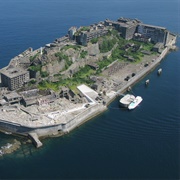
[0,120,30,135]
[0,104,107,147]
[0,119,62,137]
[62,104,107,133]
[106,37,177,106]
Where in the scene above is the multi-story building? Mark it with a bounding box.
[76,28,108,46]
[117,18,140,40]
[1,66,29,90]
[68,27,77,40]
[137,23,169,45]
[105,17,140,40]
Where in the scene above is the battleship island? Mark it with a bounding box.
[0,17,177,148]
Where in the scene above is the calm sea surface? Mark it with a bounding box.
[0,0,179,179]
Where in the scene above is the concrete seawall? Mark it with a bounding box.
[62,104,107,133]
[0,104,107,147]
[106,37,176,106]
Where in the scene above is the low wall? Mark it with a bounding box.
[0,119,62,137]
[62,104,107,133]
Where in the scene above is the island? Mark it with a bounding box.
[0,17,177,148]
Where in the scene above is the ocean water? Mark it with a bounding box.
[0,0,179,179]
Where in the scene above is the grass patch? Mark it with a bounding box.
[80,50,88,58]
[61,44,81,51]
[29,52,40,62]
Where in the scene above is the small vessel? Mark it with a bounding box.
[119,94,135,107]
[145,79,150,86]
[157,68,162,75]
[4,131,12,135]
[128,96,143,110]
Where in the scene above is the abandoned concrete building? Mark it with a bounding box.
[137,23,169,45]
[68,26,77,40]
[3,91,22,105]
[75,27,108,46]
[104,17,140,40]
[152,42,164,53]
[0,66,29,90]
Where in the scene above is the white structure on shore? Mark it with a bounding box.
[77,84,99,105]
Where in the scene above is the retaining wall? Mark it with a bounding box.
[62,104,107,133]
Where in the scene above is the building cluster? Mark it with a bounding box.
[68,17,170,47]
[0,88,55,107]
[104,17,140,40]
[0,17,171,92]
[68,23,108,46]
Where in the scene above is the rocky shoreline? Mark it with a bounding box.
[0,139,21,157]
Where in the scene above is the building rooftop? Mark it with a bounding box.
[120,94,135,106]
[105,18,138,28]
[139,23,166,30]
[0,66,28,78]
[77,84,98,104]
[4,91,22,100]
[0,98,86,128]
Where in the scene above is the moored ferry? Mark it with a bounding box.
[128,96,143,110]
[119,94,135,107]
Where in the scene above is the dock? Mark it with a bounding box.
[28,133,43,148]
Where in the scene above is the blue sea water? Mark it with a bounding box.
[0,0,179,179]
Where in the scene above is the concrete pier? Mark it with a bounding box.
[28,133,43,148]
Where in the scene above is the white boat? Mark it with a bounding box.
[4,131,12,135]
[119,94,135,107]
[128,96,143,110]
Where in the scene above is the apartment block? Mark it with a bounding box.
[1,67,29,90]
[137,23,169,45]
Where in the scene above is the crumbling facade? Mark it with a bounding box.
[76,28,108,46]
[137,24,169,45]
[1,67,29,90]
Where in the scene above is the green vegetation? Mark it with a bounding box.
[40,71,49,78]
[61,44,81,51]
[91,37,98,44]
[38,80,60,91]
[55,52,69,62]
[29,64,49,78]
[97,57,115,73]
[35,29,156,92]
[28,79,36,85]
[80,26,90,32]
[99,37,117,53]
[80,50,88,58]
[108,29,120,38]
[75,26,90,36]
[55,52,73,70]
[64,58,73,70]
[38,65,94,92]
[29,52,40,62]
[28,65,41,72]
[140,42,154,51]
